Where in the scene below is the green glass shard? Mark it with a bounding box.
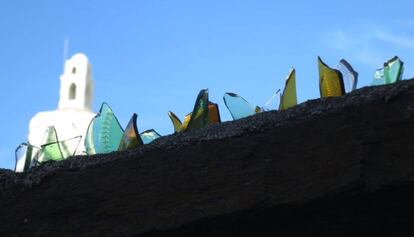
[337,59,358,92]
[118,113,143,151]
[140,129,161,144]
[223,92,256,120]
[169,90,212,132]
[37,127,82,162]
[279,68,297,111]
[208,102,221,124]
[384,56,404,84]
[85,102,124,155]
[186,89,209,132]
[318,56,345,98]
[38,126,63,162]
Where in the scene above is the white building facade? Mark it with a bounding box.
[28,53,96,155]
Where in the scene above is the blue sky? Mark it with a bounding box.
[1,0,413,169]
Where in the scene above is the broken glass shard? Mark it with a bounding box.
[37,126,63,162]
[372,56,404,86]
[118,113,143,151]
[337,59,358,92]
[37,127,81,162]
[140,129,161,144]
[372,68,385,86]
[85,102,124,155]
[15,143,29,172]
[208,102,221,124]
[15,143,41,172]
[384,56,404,84]
[186,89,209,132]
[168,111,183,133]
[279,68,297,111]
[223,92,256,120]
[318,56,345,98]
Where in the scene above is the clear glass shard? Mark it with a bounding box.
[318,56,345,98]
[337,59,358,92]
[118,113,143,151]
[372,68,385,85]
[279,68,297,111]
[140,129,161,144]
[15,143,29,172]
[223,92,256,120]
[85,102,124,155]
[59,136,82,158]
[261,90,280,111]
[15,143,40,172]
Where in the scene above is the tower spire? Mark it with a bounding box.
[62,37,69,72]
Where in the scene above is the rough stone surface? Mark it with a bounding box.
[1,79,414,236]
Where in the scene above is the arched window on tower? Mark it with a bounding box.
[72,67,76,74]
[69,83,76,100]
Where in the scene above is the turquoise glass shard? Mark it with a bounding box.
[186,89,209,132]
[337,59,358,92]
[223,92,256,120]
[118,113,143,151]
[384,56,404,84]
[85,103,124,155]
[140,129,161,144]
[372,56,404,85]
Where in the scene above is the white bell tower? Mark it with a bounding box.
[28,53,96,155]
[58,53,93,111]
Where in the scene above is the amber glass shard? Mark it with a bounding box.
[384,56,404,84]
[140,129,161,144]
[186,89,209,132]
[208,102,221,124]
[223,92,256,120]
[118,113,143,151]
[337,59,358,92]
[168,111,183,133]
[181,113,192,131]
[318,56,345,98]
[85,102,124,155]
[279,68,297,111]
